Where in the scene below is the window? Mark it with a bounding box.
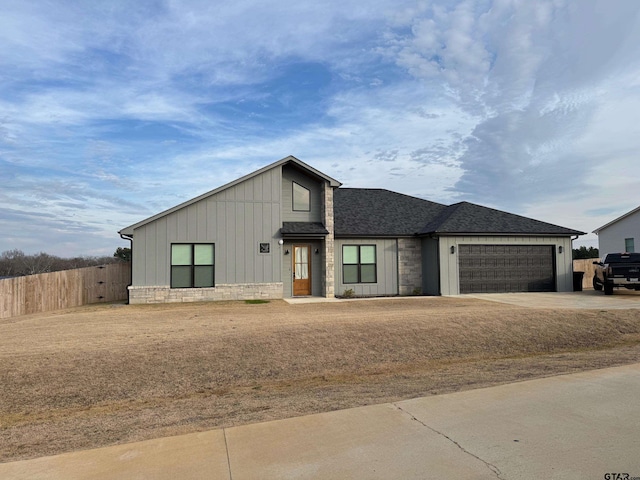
[625,238,635,253]
[171,244,214,288]
[292,182,310,211]
[343,245,377,283]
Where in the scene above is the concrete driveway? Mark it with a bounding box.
[286,289,640,309]
[466,289,640,309]
[2,363,640,479]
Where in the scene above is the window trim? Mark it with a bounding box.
[625,237,635,253]
[342,244,377,284]
[170,243,215,288]
[292,181,311,212]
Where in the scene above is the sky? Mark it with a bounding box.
[1,0,639,257]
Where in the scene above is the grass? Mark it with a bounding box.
[244,299,270,304]
[1,297,639,462]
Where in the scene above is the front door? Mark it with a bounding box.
[293,245,311,296]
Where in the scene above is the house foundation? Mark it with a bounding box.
[128,283,283,304]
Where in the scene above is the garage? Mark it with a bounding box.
[458,245,556,293]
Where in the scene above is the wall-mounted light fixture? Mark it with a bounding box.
[278,239,284,246]
[450,246,456,254]
[558,246,563,254]
[314,248,319,254]
[284,249,290,255]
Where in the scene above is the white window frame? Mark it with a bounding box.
[625,237,635,253]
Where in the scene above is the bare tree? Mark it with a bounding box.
[20,252,56,275]
[0,250,120,278]
[0,249,26,277]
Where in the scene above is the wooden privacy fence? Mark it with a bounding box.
[573,258,598,290]
[0,262,131,319]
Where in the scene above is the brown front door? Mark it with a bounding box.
[293,245,311,296]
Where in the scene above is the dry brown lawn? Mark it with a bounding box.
[2,296,640,463]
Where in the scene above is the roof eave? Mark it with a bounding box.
[281,234,328,239]
[593,205,640,234]
[286,156,342,187]
[334,233,419,238]
[425,231,585,237]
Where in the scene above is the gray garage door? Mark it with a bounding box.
[458,245,556,293]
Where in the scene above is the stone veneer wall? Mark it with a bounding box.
[321,183,336,297]
[128,283,283,304]
[397,237,423,295]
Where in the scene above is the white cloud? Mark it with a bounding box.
[380,0,640,219]
[1,0,640,255]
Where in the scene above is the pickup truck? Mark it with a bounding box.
[593,253,640,295]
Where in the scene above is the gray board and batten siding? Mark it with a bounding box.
[421,237,440,296]
[280,164,328,297]
[436,235,574,295]
[130,167,282,287]
[281,164,323,223]
[334,238,399,297]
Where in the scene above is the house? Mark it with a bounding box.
[119,156,584,303]
[593,206,640,257]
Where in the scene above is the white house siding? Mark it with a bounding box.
[334,238,398,296]
[438,236,574,295]
[131,167,282,288]
[597,211,640,257]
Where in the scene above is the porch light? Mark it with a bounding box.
[450,246,456,254]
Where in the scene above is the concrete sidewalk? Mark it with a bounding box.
[2,364,640,479]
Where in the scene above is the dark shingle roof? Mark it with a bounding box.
[420,201,584,235]
[334,189,447,236]
[334,190,584,237]
[281,222,329,236]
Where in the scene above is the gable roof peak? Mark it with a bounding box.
[120,155,340,235]
[593,205,640,233]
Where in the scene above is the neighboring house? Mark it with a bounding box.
[119,156,584,304]
[593,206,640,257]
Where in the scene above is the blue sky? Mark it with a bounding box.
[1,0,639,256]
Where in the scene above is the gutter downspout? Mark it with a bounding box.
[396,238,400,296]
[119,233,133,304]
[569,235,582,290]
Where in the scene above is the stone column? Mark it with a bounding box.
[321,182,335,297]
[397,237,423,295]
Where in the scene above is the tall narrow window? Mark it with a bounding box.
[625,238,635,253]
[171,244,215,288]
[292,182,310,211]
[342,245,377,283]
